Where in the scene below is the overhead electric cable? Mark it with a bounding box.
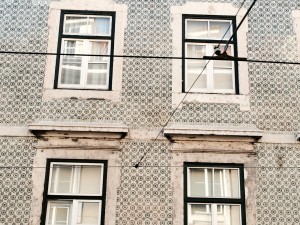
[224,0,258,52]
[1,53,300,66]
[0,166,298,169]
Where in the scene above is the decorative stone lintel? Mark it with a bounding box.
[164,124,262,154]
[28,121,129,139]
[164,124,263,143]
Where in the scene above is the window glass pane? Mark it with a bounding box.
[189,168,206,196]
[186,59,207,90]
[78,166,102,195]
[214,169,224,197]
[61,65,81,85]
[188,204,212,225]
[207,169,213,197]
[89,41,109,62]
[50,164,103,195]
[213,68,233,90]
[48,202,71,225]
[87,64,108,86]
[214,60,232,68]
[189,168,214,197]
[188,168,240,198]
[221,169,240,198]
[50,165,73,194]
[187,44,206,58]
[186,44,207,90]
[213,169,240,197]
[209,21,231,39]
[214,45,233,68]
[77,202,100,225]
[186,20,208,39]
[64,16,88,34]
[87,17,111,36]
[217,205,241,225]
[60,40,83,85]
[64,16,111,36]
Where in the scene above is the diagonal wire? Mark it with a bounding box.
[134,0,250,168]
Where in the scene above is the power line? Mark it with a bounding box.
[1,53,300,66]
[224,0,258,52]
[134,0,256,168]
[0,166,298,169]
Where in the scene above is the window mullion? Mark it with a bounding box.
[71,200,78,225]
[81,40,89,89]
[212,168,215,197]
[52,206,56,225]
[184,42,188,92]
[75,166,81,194]
[222,169,226,197]
[72,166,78,194]
[207,45,213,92]
[205,169,208,197]
[53,165,58,193]
[106,40,111,89]
[212,204,217,225]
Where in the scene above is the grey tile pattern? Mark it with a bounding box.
[0,0,299,225]
[0,138,36,225]
[256,144,300,225]
[116,141,173,225]
[0,0,298,131]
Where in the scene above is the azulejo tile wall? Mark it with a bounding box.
[116,141,173,225]
[0,0,299,131]
[0,0,299,225]
[256,144,300,225]
[0,138,36,224]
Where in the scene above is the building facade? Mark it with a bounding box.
[0,0,299,225]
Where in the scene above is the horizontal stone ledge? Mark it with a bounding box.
[28,121,129,139]
[164,123,263,143]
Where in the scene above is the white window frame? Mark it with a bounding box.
[185,43,235,94]
[57,38,111,90]
[46,200,102,225]
[185,164,245,225]
[187,203,242,225]
[56,13,113,90]
[43,161,106,225]
[48,162,104,196]
[63,15,112,37]
[184,18,236,94]
[171,2,250,111]
[187,167,241,198]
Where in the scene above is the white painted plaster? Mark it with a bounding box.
[171,2,250,111]
[0,126,34,137]
[259,133,299,144]
[43,0,127,102]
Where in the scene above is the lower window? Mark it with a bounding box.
[41,159,107,225]
[184,163,246,225]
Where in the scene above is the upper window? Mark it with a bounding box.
[183,15,238,94]
[55,11,115,90]
[41,159,107,225]
[184,163,246,225]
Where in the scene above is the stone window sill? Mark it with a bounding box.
[172,93,250,111]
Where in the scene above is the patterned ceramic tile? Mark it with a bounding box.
[0,0,299,225]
